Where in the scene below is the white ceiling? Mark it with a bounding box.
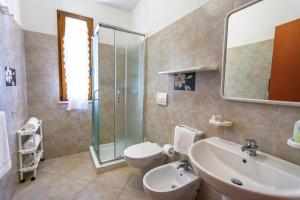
[95,0,142,11]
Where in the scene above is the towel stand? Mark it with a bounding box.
[17,120,44,183]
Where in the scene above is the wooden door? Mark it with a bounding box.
[268,18,300,101]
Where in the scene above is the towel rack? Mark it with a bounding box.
[17,120,44,183]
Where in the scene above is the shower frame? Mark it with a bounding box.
[91,23,146,165]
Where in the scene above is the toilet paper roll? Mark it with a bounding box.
[163,144,174,156]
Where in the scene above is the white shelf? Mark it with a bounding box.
[209,119,233,127]
[19,150,43,172]
[18,136,43,154]
[287,138,300,149]
[158,66,218,75]
[17,119,44,182]
[17,121,41,136]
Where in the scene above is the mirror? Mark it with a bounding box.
[222,0,300,106]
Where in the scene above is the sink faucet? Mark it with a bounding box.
[177,160,190,171]
[241,139,259,156]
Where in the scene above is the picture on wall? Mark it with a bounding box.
[5,67,16,86]
[174,73,196,91]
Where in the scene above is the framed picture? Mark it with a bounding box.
[5,67,16,86]
[174,73,195,91]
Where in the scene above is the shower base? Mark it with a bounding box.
[99,143,115,162]
[89,143,127,173]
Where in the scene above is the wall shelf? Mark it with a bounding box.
[157,66,218,75]
[287,138,300,149]
[209,119,233,127]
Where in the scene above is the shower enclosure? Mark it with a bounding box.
[91,23,145,165]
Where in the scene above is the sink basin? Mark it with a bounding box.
[188,137,300,200]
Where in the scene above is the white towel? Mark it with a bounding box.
[0,111,12,180]
[22,117,39,132]
[23,134,41,149]
[173,125,198,156]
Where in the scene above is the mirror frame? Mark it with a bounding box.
[221,0,300,107]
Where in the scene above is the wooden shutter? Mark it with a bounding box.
[57,10,93,101]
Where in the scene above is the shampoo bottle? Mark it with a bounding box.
[293,120,300,143]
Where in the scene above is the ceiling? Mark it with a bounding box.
[95,0,142,11]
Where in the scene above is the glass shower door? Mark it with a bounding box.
[115,31,145,157]
[115,30,127,158]
[124,33,145,147]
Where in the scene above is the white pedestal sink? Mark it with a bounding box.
[188,137,300,200]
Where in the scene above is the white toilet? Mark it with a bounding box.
[143,161,201,200]
[124,142,165,174]
[124,125,203,200]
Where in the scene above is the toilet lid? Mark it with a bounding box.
[124,142,162,159]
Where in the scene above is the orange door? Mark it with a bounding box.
[268,18,300,101]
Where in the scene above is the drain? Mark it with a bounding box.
[171,185,177,189]
[231,178,243,186]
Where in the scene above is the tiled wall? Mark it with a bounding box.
[145,0,300,199]
[0,15,28,200]
[99,43,114,144]
[25,31,92,158]
[225,39,273,99]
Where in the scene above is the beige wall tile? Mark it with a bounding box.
[0,15,28,200]
[24,31,92,158]
[145,0,300,199]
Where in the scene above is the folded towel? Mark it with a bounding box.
[173,125,198,156]
[22,117,39,132]
[23,134,41,149]
[0,111,12,180]
[23,154,35,167]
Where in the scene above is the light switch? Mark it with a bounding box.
[156,92,168,106]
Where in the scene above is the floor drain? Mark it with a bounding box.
[171,185,177,189]
[231,178,243,186]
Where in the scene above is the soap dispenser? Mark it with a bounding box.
[293,120,300,143]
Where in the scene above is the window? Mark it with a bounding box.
[57,10,93,106]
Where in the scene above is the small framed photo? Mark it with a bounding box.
[174,72,196,91]
[5,67,16,86]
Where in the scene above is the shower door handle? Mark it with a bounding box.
[94,90,99,101]
[117,89,120,103]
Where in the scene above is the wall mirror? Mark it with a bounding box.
[222,0,300,107]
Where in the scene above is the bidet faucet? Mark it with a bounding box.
[177,160,190,171]
[241,139,259,156]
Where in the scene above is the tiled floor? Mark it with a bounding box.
[13,152,150,200]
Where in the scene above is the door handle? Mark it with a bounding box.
[117,89,120,103]
[94,90,99,101]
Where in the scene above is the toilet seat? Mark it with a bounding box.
[124,142,162,160]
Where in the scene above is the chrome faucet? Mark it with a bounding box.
[177,160,190,171]
[241,139,259,156]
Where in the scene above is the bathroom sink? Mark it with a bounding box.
[189,137,300,200]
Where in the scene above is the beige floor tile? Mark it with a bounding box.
[125,171,144,192]
[65,160,97,181]
[93,167,136,189]
[36,176,89,200]
[118,189,150,200]
[39,154,86,175]
[75,183,123,200]
[13,152,150,200]
[13,170,59,200]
